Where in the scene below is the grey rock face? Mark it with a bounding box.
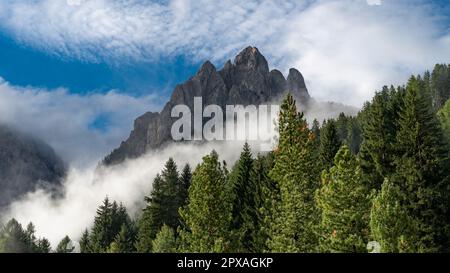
[0,125,66,208]
[103,46,310,165]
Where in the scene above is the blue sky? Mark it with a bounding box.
[0,0,449,165]
[0,31,200,99]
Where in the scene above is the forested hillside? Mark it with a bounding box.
[1,64,449,253]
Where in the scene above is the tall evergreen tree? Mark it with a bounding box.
[371,76,450,252]
[136,158,182,252]
[319,119,341,169]
[89,197,133,253]
[37,238,52,253]
[56,236,75,253]
[431,64,450,110]
[252,152,278,253]
[0,219,43,253]
[152,225,177,253]
[108,224,135,253]
[438,99,450,146]
[316,146,371,253]
[79,229,91,253]
[358,86,405,190]
[179,164,192,207]
[179,151,232,253]
[228,142,258,252]
[268,94,319,252]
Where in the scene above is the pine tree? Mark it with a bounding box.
[179,151,232,253]
[268,94,319,252]
[89,197,133,252]
[252,152,278,253]
[228,142,257,252]
[37,238,51,253]
[0,219,42,253]
[371,76,450,252]
[108,224,135,253]
[56,235,75,253]
[347,117,362,154]
[79,229,91,253]
[311,119,321,148]
[431,64,450,110]
[319,119,341,169]
[136,159,183,253]
[152,225,177,253]
[315,145,371,253]
[136,174,163,253]
[370,178,419,253]
[438,99,450,146]
[358,86,404,190]
[89,197,114,252]
[179,164,192,207]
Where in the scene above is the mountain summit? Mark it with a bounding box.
[103,46,310,165]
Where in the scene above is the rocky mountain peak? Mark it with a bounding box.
[233,46,269,75]
[102,46,311,165]
[287,68,310,101]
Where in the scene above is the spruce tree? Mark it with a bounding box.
[370,178,419,253]
[438,99,450,146]
[228,142,257,252]
[37,238,52,253]
[108,224,135,253]
[79,229,91,253]
[252,152,278,253]
[319,119,341,169]
[268,94,319,252]
[0,219,41,253]
[315,145,371,253]
[371,76,450,252]
[179,151,232,253]
[56,236,75,253]
[152,225,177,253]
[179,164,192,207]
[89,197,133,252]
[358,86,404,190]
[136,158,183,253]
[311,119,321,148]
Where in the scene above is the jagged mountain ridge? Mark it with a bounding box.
[0,125,66,208]
[103,46,349,165]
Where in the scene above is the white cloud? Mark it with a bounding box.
[0,0,449,106]
[0,78,159,167]
[0,140,248,248]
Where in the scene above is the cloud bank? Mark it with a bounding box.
[0,78,158,167]
[1,0,450,105]
[0,141,248,247]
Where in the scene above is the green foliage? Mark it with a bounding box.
[56,235,75,253]
[89,197,135,253]
[152,225,177,253]
[79,229,91,253]
[319,119,341,169]
[370,178,419,253]
[108,224,135,253]
[371,76,450,252]
[136,158,186,252]
[358,86,405,190]
[430,64,450,110]
[179,151,232,253]
[0,219,51,253]
[316,146,371,253]
[228,143,259,252]
[438,99,450,145]
[268,94,319,252]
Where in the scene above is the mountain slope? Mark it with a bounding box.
[0,125,66,208]
[103,46,353,165]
